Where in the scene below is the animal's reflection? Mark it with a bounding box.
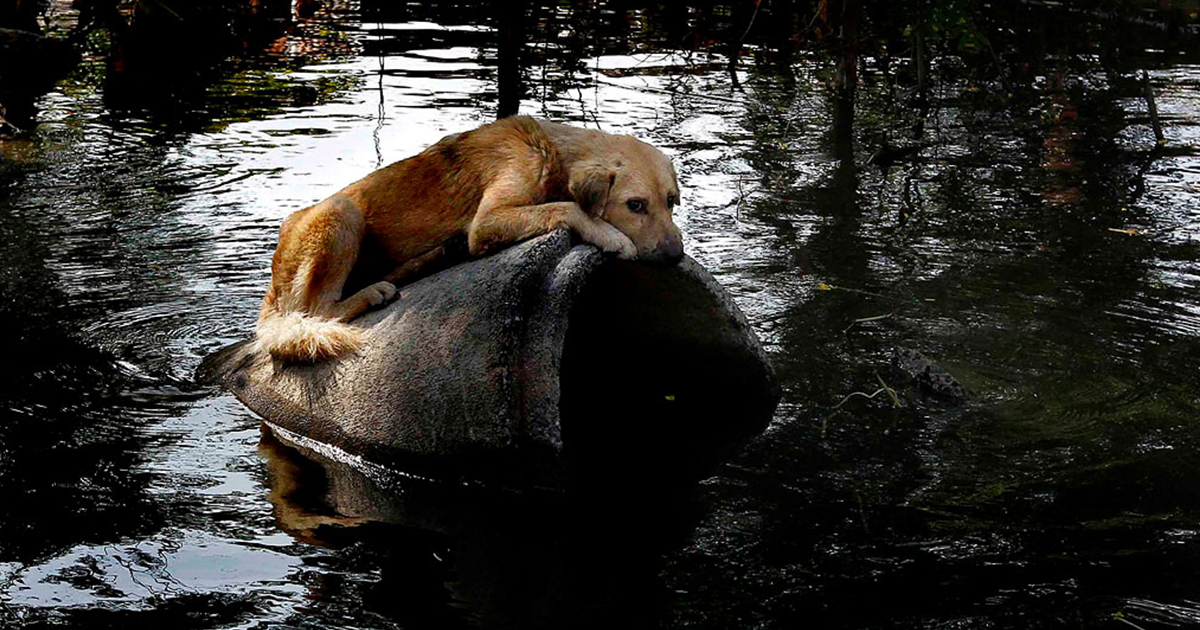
[257,428,703,629]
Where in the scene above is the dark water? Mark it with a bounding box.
[3,1,1200,628]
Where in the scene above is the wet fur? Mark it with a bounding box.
[257,116,683,362]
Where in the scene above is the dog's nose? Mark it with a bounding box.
[648,237,684,265]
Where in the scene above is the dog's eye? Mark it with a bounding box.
[626,199,647,214]
[667,194,677,208]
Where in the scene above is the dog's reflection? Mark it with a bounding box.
[259,430,367,543]
[257,428,701,629]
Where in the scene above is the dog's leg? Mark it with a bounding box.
[468,200,636,258]
[325,280,397,321]
[381,239,464,287]
[284,197,397,323]
[258,198,399,363]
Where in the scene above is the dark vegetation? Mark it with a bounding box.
[3,0,1196,152]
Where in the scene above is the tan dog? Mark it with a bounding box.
[256,116,683,362]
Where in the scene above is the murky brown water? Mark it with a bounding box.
[3,2,1200,628]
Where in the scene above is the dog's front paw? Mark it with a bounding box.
[613,234,637,260]
[585,220,637,260]
[364,281,397,306]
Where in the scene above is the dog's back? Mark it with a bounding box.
[256,117,573,363]
[344,117,569,262]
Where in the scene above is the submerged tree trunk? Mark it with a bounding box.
[914,29,927,99]
[831,0,861,166]
[1143,70,1165,146]
[497,0,526,119]
[726,0,763,91]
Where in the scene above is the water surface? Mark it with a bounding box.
[2,2,1200,628]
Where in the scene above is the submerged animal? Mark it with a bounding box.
[256,116,684,363]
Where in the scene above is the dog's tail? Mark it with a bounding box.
[255,310,364,363]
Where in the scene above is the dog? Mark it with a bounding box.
[255,116,684,363]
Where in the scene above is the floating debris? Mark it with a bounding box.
[891,347,967,401]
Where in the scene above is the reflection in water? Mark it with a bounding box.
[2,1,1200,628]
[258,430,694,629]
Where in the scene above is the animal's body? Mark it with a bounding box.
[256,116,683,362]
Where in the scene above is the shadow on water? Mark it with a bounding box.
[4,0,1200,628]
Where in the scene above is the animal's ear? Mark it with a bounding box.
[569,161,617,218]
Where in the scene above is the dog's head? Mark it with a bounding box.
[569,136,683,265]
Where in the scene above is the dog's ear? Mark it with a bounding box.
[569,161,617,218]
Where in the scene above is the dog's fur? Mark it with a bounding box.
[256,116,683,362]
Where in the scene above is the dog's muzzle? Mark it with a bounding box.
[644,237,684,265]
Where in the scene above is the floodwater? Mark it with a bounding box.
[3,2,1200,628]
